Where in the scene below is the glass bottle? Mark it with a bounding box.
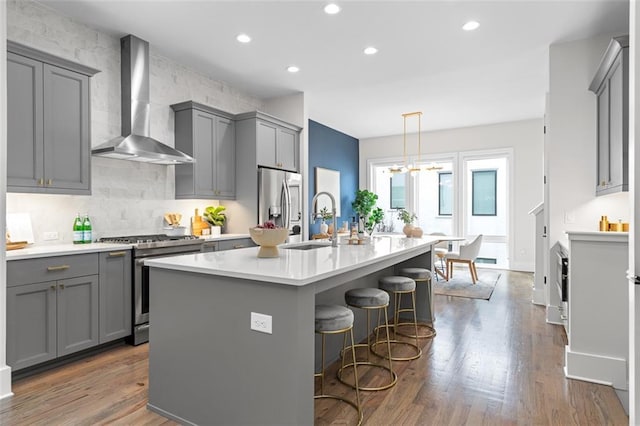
[82,214,92,244]
[73,214,84,245]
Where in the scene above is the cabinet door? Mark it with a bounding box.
[608,56,625,190]
[193,110,216,198]
[276,127,298,172]
[7,53,44,190]
[217,238,255,251]
[57,275,99,356]
[215,117,236,198]
[43,64,90,194]
[256,121,278,168]
[99,251,132,343]
[597,83,610,191]
[7,281,57,371]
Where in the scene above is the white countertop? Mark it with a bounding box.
[145,235,438,286]
[566,230,629,243]
[6,243,133,260]
[5,233,252,260]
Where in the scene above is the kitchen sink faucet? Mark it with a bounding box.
[311,191,338,247]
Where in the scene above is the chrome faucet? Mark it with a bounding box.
[311,191,338,247]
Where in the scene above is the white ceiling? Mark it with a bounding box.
[39,0,629,139]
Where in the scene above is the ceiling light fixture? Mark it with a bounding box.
[387,112,442,175]
[324,3,341,14]
[364,46,378,55]
[287,65,300,73]
[462,21,480,31]
[236,33,251,43]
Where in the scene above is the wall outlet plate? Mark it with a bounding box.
[250,312,272,334]
[43,231,59,241]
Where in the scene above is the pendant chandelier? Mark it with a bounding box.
[388,112,442,175]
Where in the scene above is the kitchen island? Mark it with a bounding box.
[145,235,437,425]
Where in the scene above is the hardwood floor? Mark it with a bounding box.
[0,270,629,425]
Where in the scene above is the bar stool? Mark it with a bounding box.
[314,304,363,425]
[397,267,436,339]
[338,288,397,391]
[372,276,422,361]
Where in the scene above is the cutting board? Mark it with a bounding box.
[191,209,210,236]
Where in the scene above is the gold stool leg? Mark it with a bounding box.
[395,280,436,339]
[372,290,421,361]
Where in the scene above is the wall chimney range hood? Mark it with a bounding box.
[91,35,194,164]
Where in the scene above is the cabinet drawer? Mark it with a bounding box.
[217,238,255,251]
[7,253,99,287]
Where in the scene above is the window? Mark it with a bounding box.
[438,172,452,216]
[472,170,497,216]
[390,173,406,209]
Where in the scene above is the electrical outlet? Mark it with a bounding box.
[250,312,272,334]
[43,231,59,241]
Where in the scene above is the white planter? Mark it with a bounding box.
[210,226,221,236]
[320,222,329,234]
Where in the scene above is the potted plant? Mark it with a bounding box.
[203,205,226,236]
[397,209,417,237]
[318,206,332,234]
[352,189,384,235]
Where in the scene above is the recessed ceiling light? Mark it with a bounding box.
[364,46,378,55]
[236,33,251,43]
[462,21,480,31]
[287,65,300,73]
[324,3,341,14]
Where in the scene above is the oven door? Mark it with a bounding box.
[134,249,202,327]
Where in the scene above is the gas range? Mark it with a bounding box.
[99,234,203,250]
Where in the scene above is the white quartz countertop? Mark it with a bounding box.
[145,235,438,286]
[6,243,133,260]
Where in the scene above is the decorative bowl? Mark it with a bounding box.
[249,227,289,258]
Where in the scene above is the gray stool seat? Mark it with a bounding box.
[398,267,432,281]
[345,288,389,308]
[315,304,354,332]
[379,275,416,292]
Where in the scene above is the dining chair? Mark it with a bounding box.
[444,234,483,284]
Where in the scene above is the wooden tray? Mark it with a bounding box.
[7,241,28,251]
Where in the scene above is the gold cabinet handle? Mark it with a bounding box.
[108,251,127,257]
[37,178,44,186]
[50,285,56,290]
[47,265,70,271]
[47,179,53,186]
[59,284,65,290]
[233,245,245,249]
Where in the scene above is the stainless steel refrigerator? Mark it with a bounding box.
[258,167,303,243]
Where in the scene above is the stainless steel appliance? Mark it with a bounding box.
[99,234,204,345]
[258,167,303,243]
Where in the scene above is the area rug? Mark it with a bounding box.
[433,269,501,300]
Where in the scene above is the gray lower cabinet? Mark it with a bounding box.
[172,101,236,199]
[217,237,255,251]
[7,275,99,371]
[7,250,131,372]
[7,41,99,195]
[589,35,629,196]
[236,111,301,172]
[99,250,132,343]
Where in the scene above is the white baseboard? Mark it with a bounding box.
[564,346,627,390]
[0,365,13,400]
[509,260,534,272]
[546,304,564,325]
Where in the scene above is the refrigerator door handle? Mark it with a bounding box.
[282,178,292,230]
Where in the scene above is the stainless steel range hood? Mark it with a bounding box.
[92,35,194,165]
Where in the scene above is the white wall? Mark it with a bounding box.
[359,118,543,271]
[6,0,265,243]
[547,34,630,248]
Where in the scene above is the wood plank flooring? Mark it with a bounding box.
[0,270,629,425]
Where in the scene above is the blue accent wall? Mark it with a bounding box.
[308,120,359,238]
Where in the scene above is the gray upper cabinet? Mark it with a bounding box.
[236,111,301,172]
[7,41,99,195]
[172,101,236,200]
[589,35,629,196]
[99,250,132,343]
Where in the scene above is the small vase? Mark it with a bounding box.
[411,226,423,238]
[320,222,329,234]
[403,224,414,238]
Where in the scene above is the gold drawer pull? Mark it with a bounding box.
[47,179,53,186]
[47,265,70,271]
[50,285,56,290]
[37,178,44,186]
[59,284,65,290]
[108,251,127,257]
[233,245,245,249]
